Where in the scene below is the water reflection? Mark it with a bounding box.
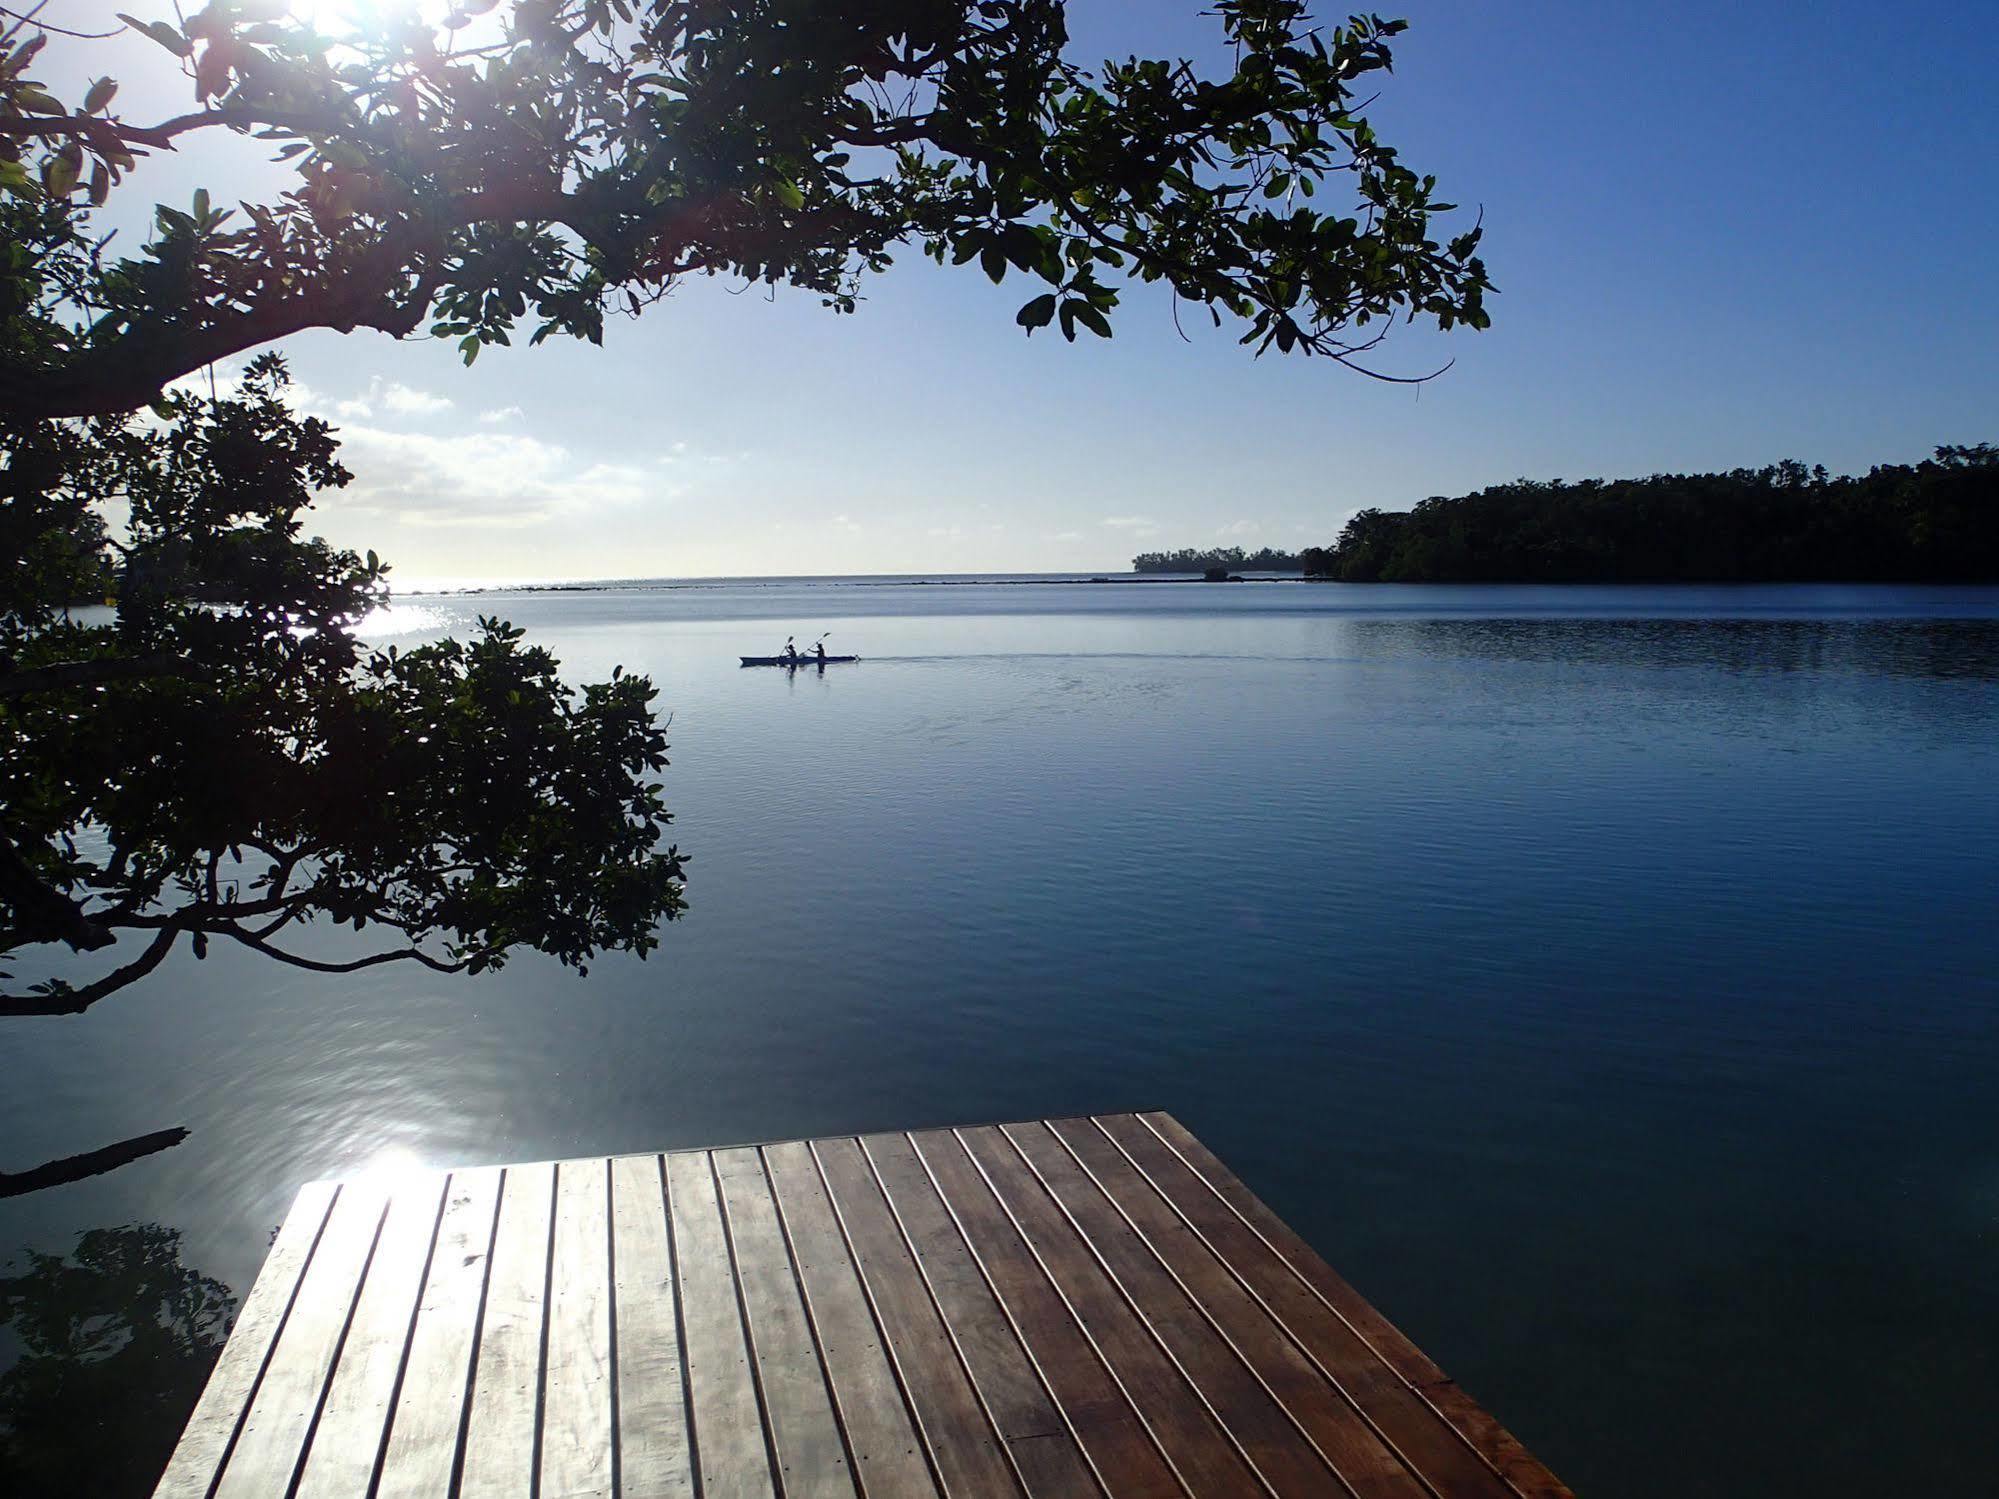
[0,1224,234,1497]
[1352,615,1999,679]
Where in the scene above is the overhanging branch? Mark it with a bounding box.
[0,925,177,1015]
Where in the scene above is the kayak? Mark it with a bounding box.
[740,654,861,667]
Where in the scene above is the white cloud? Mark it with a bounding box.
[380,382,454,415]
[655,438,738,469]
[1100,514,1159,540]
[327,377,452,423]
[323,423,663,528]
[478,405,525,424]
[1216,519,1261,537]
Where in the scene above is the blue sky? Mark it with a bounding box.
[54,2,1999,582]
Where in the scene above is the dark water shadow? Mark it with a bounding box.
[0,1223,235,1498]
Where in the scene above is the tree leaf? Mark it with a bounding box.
[117,13,191,57]
[1015,292,1056,331]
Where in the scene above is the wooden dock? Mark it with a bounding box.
[153,1112,1571,1497]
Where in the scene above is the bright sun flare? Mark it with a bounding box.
[280,0,463,36]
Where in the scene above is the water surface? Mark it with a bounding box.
[4,581,1996,1495]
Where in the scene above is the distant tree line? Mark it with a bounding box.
[1132,547,1304,573]
[1298,446,1999,581]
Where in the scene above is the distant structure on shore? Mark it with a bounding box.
[1131,547,1303,574]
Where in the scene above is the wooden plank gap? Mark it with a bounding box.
[210,1181,394,1499]
[444,1169,508,1499]
[897,1132,1146,1499]
[1130,1115,1567,1499]
[946,1128,1247,1499]
[1050,1120,1433,1499]
[152,1181,340,1499]
[804,1140,943,1495]
[709,1151,788,1495]
[293,1173,453,1499]
[604,1161,623,1499]
[285,1196,389,1496]
[372,1168,503,1499]
[459,1161,560,1496]
[362,1176,453,1498]
[807,1138,994,1498]
[763,1141,937,1499]
[655,1153,706,1497]
[758,1145,866,1491]
[1087,1118,1490,1499]
[988,1126,1289,1499]
[850,1137,1041,1497]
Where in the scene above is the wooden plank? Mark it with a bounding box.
[1094,1115,1519,1499]
[954,1126,1261,1498]
[210,1179,391,1499]
[293,1172,450,1499]
[1051,1119,1439,1499]
[543,1158,615,1499]
[812,1136,1025,1498]
[460,1161,557,1496]
[911,1131,1184,1499]
[1002,1123,1342,1496]
[153,1180,338,1499]
[669,1149,777,1499]
[862,1132,1101,1498]
[714,1147,856,1499]
[376,1167,503,1499]
[611,1154,695,1499]
[159,1121,1568,1499]
[764,1140,940,1499]
[1131,1114,1574,1499]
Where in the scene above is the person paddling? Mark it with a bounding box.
[780,635,798,664]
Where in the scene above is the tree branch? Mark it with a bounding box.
[0,925,177,1015]
[0,1125,189,1198]
[0,834,114,951]
[224,927,473,975]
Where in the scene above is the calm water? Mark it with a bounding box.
[5,580,1998,1495]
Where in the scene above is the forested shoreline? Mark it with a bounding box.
[1136,448,1999,582]
[1300,447,1999,582]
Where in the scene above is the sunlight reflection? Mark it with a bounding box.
[349,1145,437,1196]
[353,600,445,638]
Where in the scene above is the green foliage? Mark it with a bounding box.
[0,1,1491,416]
[1307,448,1999,582]
[0,353,685,1012]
